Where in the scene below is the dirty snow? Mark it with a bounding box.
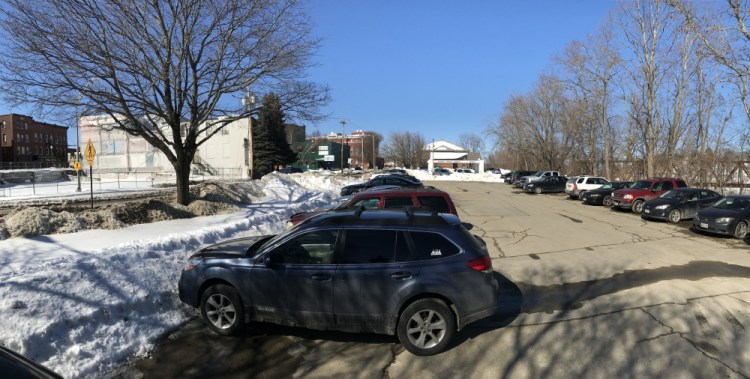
[0,169,505,378]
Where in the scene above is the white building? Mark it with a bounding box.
[426,140,484,173]
[79,115,250,178]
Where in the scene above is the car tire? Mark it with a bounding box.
[200,284,245,336]
[632,199,645,214]
[397,299,456,356]
[668,209,682,224]
[578,191,586,200]
[734,221,749,240]
[602,195,612,207]
[534,187,542,194]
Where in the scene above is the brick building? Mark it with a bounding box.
[0,114,68,168]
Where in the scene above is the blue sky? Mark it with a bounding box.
[0,1,617,150]
[306,0,617,147]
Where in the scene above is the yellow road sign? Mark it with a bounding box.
[85,139,96,166]
[74,161,81,172]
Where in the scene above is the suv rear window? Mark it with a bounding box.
[352,197,380,209]
[417,196,450,213]
[410,231,460,260]
[383,196,414,209]
[341,230,411,263]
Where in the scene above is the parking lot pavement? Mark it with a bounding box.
[115,182,750,378]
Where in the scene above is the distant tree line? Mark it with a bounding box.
[482,0,750,188]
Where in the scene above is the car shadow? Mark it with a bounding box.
[449,271,523,348]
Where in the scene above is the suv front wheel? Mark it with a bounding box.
[200,284,245,336]
[397,299,456,356]
[632,199,645,214]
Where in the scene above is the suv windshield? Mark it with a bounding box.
[631,180,654,190]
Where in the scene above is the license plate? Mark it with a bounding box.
[700,223,708,229]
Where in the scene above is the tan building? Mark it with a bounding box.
[0,113,68,168]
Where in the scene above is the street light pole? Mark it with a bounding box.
[243,89,256,179]
[75,103,82,192]
[340,119,346,173]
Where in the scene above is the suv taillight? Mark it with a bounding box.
[467,255,493,272]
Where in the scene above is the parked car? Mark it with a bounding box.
[383,168,407,175]
[692,195,750,239]
[610,177,688,214]
[565,176,609,199]
[523,175,567,194]
[433,168,452,176]
[289,187,458,226]
[642,188,723,223]
[517,171,561,188]
[455,168,475,174]
[0,345,63,379]
[580,181,634,206]
[508,170,536,185]
[340,175,423,195]
[178,208,499,356]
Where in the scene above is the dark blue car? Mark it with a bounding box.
[642,188,722,223]
[692,195,750,239]
[178,209,499,356]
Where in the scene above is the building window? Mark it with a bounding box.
[2,134,5,142]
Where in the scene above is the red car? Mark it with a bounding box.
[610,177,688,214]
[289,187,458,226]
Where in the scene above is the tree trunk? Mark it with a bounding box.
[174,154,193,206]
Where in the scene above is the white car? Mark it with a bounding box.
[455,168,475,174]
[565,176,609,199]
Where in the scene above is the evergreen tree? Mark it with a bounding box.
[252,93,297,177]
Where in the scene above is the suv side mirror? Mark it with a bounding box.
[262,254,279,267]
[462,222,474,230]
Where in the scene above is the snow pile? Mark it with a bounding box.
[408,169,508,183]
[0,172,345,379]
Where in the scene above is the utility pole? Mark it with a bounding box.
[340,119,346,173]
[371,133,376,170]
[242,88,256,179]
[75,103,82,192]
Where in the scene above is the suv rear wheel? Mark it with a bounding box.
[632,199,645,214]
[200,284,245,336]
[397,299,456,356]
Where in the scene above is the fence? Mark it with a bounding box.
[0,167,244,199]
[0,161,68,170]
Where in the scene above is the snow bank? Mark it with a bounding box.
[0,172,346,378]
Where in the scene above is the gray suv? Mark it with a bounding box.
[178,208,499,356]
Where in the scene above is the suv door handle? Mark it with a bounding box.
[390,272,413,280]
[311,273,331,281]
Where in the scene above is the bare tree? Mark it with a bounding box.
[489,75,572,171]
[0,0,328,205]
[618,0,679,177]
[557,17,621,178]
[458,133,485,156]
[382,131,426,169]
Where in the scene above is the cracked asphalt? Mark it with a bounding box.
[111,181,750,378]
